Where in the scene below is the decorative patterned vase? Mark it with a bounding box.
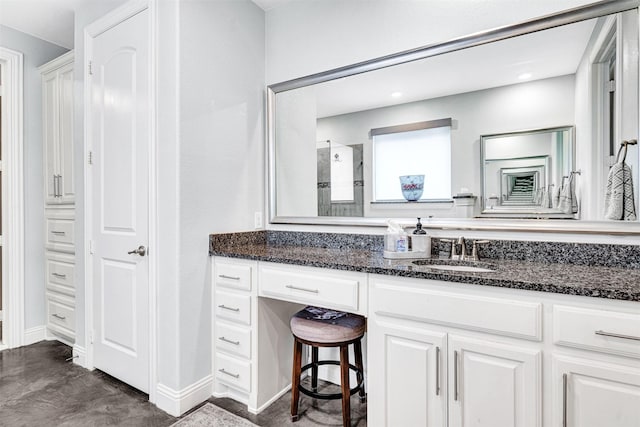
[399,175,424,201]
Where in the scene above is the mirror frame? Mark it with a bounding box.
[267,0,640,235]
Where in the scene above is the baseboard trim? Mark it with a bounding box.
[72,344,87,368]
[249,384,291,414]
[156,375,213,417]
[24,325,46,346]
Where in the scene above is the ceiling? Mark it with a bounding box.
[302,18,597,118]
[0,0,87,48]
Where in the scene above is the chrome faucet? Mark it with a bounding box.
[453,236,465,261]
[441,238,490,261]
[441,237,466,260]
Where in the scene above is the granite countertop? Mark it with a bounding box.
[209,233,640,302]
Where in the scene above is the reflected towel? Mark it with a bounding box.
[540,187,550,208]
[552,184,562,208]
[559,173,578,214]
[604,162,637,220]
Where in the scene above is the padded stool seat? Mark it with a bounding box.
[290,306,366,427]
[290,306,366,344]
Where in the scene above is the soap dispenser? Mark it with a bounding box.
[411,218,431,258]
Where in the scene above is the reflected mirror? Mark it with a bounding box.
[268,1,639,229]
[480,126,576,218]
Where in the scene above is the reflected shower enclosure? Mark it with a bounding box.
[317,141,364,217]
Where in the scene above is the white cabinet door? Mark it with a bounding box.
[368,317,447,427]
[57,62,74,203]
[41,54,74,205]
[554,355,640,427]
[449,335,541,427]
[42,71,59,204]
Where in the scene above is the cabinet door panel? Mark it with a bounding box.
[368,317,446,427]
[554,356,640,427]
[449,335,541,427]
[43,72,59,204]
[58,63,74,203]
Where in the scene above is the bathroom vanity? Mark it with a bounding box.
[210,231,640,427]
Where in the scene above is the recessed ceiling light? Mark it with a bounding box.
[518,73,532,80]
[391,91,403,98]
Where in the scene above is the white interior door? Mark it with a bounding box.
[90,8,150,393]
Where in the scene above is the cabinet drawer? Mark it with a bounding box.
[214,260,253,292]
[259,264,363,312]
[215,322,251,359]
[46,217,74,251]
[215,352,251,392]
[46,294,75,337]
[46,252,75,296]
[215,290,251,325]
[553,305,640,358]
[371,276,542,341]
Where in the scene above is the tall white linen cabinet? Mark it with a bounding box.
[39,51,76,344]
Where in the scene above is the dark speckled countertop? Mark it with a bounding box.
[209,231,640,302]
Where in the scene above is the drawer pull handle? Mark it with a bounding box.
[52,273,67,279]
[218,336,240,345]
[219,274,241,281]
[453,350,459,401]
[595,330,640,341]
[218,368,240,379]
[285,285,319,294]
[52,313,66,320]
[218,304,240,312]
[596,331,640,341]
[562,373,568,427]
[435,346,440,396]
[51,231,66,236]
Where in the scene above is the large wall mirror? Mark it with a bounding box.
[267,0,640,233]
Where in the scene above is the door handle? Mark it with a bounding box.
[57,174,62,197]
[127,245,146,256]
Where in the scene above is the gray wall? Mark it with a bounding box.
[0,25,68,330]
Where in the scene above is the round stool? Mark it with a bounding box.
[290,306,366,427]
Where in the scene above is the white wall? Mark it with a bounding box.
[0,25,68,330]
[177,0,265,389]
[315,75,575,218]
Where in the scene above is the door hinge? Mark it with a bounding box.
[89,240,95,254]
[88,151,93,165]
[88,60,93,76]
[90,330,94,344]
[607,79,615,93]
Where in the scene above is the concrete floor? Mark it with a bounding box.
[0,341,175,426]
[0,341,367,426]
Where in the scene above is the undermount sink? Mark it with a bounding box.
[422,264,495,273]
[411,259,496,273]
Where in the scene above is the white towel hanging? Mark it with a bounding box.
[604,142,637,221]
[604,162,637,220]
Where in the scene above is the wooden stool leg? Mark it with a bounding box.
[311,346,319,392]
[340,344,351,427]
[354,339,366,402]
[291,338,303,422]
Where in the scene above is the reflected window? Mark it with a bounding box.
[371,118,451,201]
